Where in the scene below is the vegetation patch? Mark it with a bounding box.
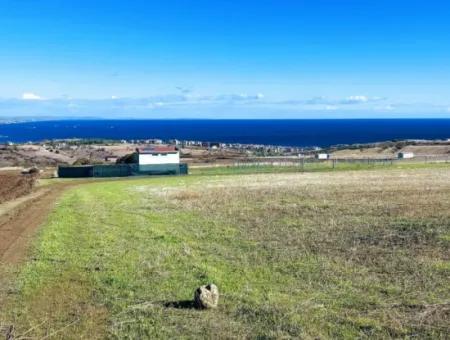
[0,172,37,204]
[1,168,449,338]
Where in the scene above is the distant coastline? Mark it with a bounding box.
[1,118,450,148]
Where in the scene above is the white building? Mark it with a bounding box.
[137,146,180,165]
[397,152,414,159]
[316,153,330,160]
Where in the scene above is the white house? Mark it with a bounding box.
[137,146,180,165]
[397,152,414,159]
[316,153,330,160]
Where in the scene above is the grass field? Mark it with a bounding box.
[1,166,450,338]
[190,160,450,176]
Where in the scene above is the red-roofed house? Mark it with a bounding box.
[136,146,180,165]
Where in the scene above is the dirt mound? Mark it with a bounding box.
[0,180,93,264]
[0,172,37,204]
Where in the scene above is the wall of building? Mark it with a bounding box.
[398,152,415,159]
[316,154,330,160]
[139,152,180,165]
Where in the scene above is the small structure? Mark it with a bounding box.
[397,152,414,159]
[209,142,221,150]
[316,153,330,160]
[58,145,187,178]
[136,146,180,165]
[105,156,118,163]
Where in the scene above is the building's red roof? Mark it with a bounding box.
[137,146,178,154]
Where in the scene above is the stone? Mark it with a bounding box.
[194,283,219,309]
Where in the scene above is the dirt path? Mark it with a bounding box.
[0,183,76,264]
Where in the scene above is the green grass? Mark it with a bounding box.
[190,160,450,176]
[1,168,450,338]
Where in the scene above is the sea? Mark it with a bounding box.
[1,119,450,148]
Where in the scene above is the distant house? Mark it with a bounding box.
[168,139,181,146]
[397,152,414,159]
[105,156,118,163]
[209,142,221,149]
[136,146,180,165]
[316,153,330,160]
[147,139,163,145]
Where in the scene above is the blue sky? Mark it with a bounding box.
[0,0,449,118]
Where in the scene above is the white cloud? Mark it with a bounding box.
[215,93,264,101]
[374,104,394,111]
[1,94,448,118]
[22,92,42,100]
[305,96,327,105]
[277,95,385,107]
[325,105,338,111]
[342,95,368,104]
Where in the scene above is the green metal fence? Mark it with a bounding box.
[58,165,94,178]
[93,164,131,177]
[58,163,188,178]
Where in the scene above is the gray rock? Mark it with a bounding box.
[194,283,219,309]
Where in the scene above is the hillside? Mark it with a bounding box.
[332,143,450,159]
[1,166,449,338]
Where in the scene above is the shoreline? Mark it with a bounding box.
[1,119,450,149]
[2,136,450,152]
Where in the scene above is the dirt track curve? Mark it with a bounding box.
[0,183,77,264]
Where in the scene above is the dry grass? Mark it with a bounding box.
[1,167,449,338]
[0,172,37,204]
[162,169,450,336]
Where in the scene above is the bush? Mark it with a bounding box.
[73,158,90,165]
[116,153,136,164]
[28,167,40,175]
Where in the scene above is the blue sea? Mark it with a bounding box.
[1,119,450,147]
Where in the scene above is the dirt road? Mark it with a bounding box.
[0,183,75,264]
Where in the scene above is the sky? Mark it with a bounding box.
[0,0,449,119]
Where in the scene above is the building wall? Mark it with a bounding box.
[398,152,414,159]
[139,152,180,165]
[316,153,329,160]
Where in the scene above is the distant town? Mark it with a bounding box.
[1,136,450,172]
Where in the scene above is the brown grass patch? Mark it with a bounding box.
[0,172,37,204]
[171,190,201,201]
[4,273,108,339]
